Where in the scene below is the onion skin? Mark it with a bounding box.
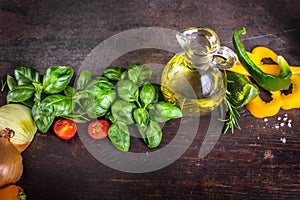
[0,137,23,188]
[13,142,31,153]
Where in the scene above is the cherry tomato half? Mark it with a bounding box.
[53,119,77,140]
[88,119,110,140]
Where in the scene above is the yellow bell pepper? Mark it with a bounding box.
[229,46,300,118]
[246,91,282,118]
[230,46,300,76]
[281,74,300,110]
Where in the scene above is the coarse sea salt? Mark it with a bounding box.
[280,138,286,144]
[277,117,282,120]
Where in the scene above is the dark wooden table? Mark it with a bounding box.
[1,0,300,199]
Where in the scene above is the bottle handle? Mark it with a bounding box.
[212,46,237,69]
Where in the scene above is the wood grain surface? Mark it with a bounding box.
[1,0,300,199]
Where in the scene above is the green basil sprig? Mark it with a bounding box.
[6,66,74,133]
[107,64,182,151]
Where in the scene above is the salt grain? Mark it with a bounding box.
[280,122,285,127]
[264,118,268,122]
[277,117,282,120]
[280,138,286,144]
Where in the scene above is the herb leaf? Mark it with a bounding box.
[149,102,183,122]
[43,66,74,94]
[111,100,137,125]
[222,96,241,134]
[128,64,152,87]
[140,83,157,107]
[32,103,55,133]
[39,94,74,116]
[14,66,40,86]
[103,67,126,81]
[6,85,35,103]
[76,69,93,90]
[133,108,150,126]
[138,120,162,148]
[116,79,139,102]
[108,121,130,152]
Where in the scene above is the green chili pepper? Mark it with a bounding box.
[233,27,292,91]
[226,71,259,108]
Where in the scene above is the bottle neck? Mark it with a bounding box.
[185,52,214,71]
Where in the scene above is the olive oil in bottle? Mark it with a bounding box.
[161,27,237,116]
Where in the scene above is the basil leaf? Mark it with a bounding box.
[108,121,130,152]
[116,79,139,102]
[73,90,90,101]
[6,75,17,90]
[97,76,115,90]
[128,64,152,87]
[94,89,116,117]
[140,83,157,107]
[103,67,126,81]
[76,69,92,90]
[81,98,98,119]
[83,78,110,97]
[14,66,40,86]
[111,100,136,125]
[6,85,35,103]
[40,94,74,116]
[64,86,75,97]
[149,102,182,122]
[133,108,150,126]
[43,66,74,94]
[84,77,101,91]
[138,120,162,148]
[32,103,55,133]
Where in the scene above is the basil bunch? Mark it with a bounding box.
[66,67,126,123]
[6,66,74,133]
[106,64,183,151]
[6,64,183,152]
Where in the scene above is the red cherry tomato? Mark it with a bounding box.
[88,120,110,140]
[53,119,77,140]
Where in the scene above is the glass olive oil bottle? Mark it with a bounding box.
[161,27,237,116]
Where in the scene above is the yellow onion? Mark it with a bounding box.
[0,104,37,152]
[0,129,23,188]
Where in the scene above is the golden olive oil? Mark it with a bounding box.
[161,54,226,116]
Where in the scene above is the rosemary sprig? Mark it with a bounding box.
[221,95,241,134]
